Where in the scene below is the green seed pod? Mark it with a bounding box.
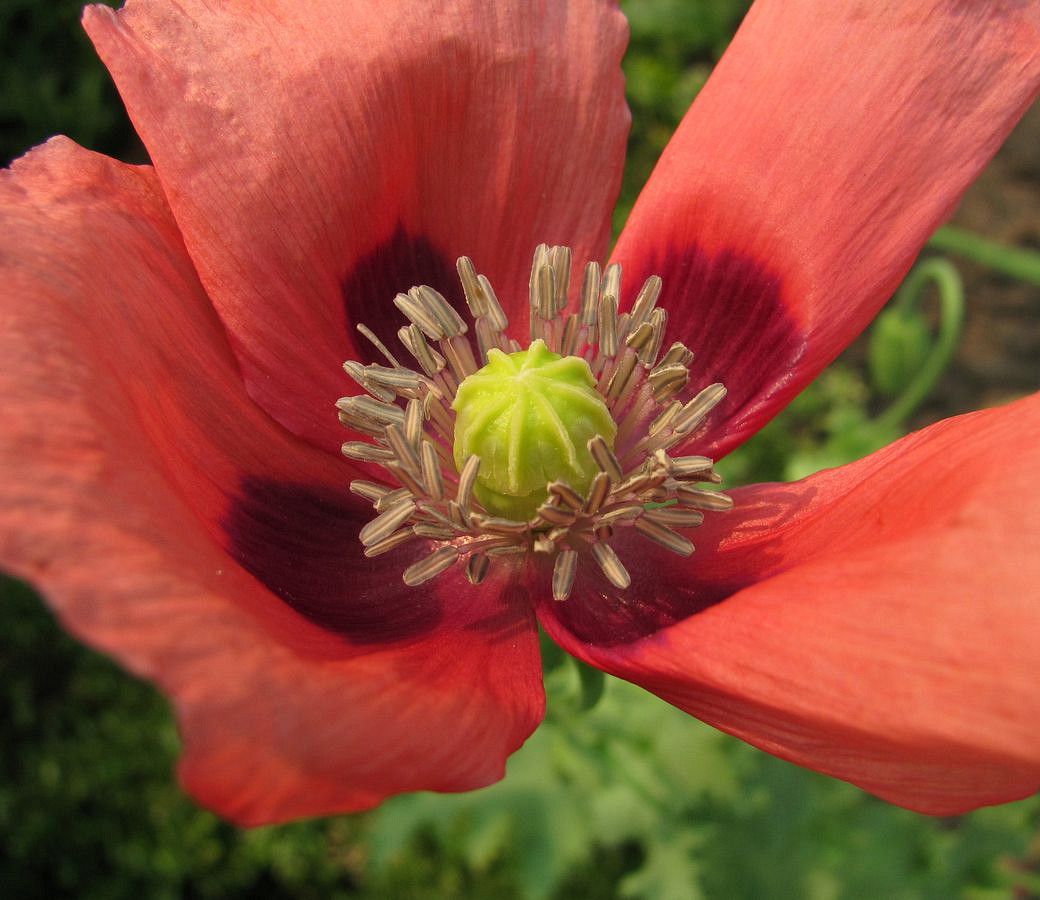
[452,339,617,521]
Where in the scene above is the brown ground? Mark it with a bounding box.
[911,104,1040,425]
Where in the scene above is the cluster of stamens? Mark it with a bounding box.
[338,245,732,601]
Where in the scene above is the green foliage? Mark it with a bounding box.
[0,578,364,900]
[718,362,901,485]
[0,0,143,167]
[365,670,1040,900]
[616,0,752,231]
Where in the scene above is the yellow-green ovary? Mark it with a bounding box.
[451,339,617,521]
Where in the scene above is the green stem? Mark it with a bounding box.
[873,258,964,432]
[928,225,1040,286]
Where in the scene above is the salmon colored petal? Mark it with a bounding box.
[0,139,543,824]
[613,0,1040,458]
[539,393,1040,814]
[83,0,630,454]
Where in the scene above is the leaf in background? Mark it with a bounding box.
[619,832,706,900]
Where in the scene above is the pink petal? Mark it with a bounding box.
[0,139,543,824]
[539,393,1040,813]
[83,0,631,454]
[613,0,1040,458]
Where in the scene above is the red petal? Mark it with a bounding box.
[539,394,1040,813]
[83,0,630,454]
[613,0,1040,457]
[0,139,543,824]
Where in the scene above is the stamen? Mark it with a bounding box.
[584,471,612,516]
[466,552,490,585]
[394,291,443,340]
[363,527,417,558]
[349,480,391,503]
[633,516,695,556]
[385,462,426,498]
[552,549,579,601]
[676,487,735,511]
[548,481,584,511]
[456,256,487,318]
[356,323,403,368]
[606,353,640,408]
[625,320,655,355]
[399,324,444,376]
[645,507,706,527]
[601,263,621,308]
[470,515,529,535]
[385,424,421,475]
[597,294,619,356]
[456,455,481,510]
[629,275,662,329]
[659,341,695,368]
[671,383,728,437]
[338,395,406,426]
[412,285,467,338]
[578,262,601,325]
[660,452,715,477]
[359,497,416,546]
[420,441,444,500]
[342,442,395,463]
[534,500,577,527]
[642,308,667,366]
[374,487,411,511]
[591,541,631,589]
[343,360,395,403]
[478,274,510,332]
[339,246,732,595]
[404,399,424,445]
[413,523,456,540]
[404,546,459,586]
[588,435,623,482]
[648,364,689,403]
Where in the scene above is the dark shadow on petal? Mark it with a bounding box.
[461,568,536,646]
[341,226,468,365]
[622,245,805,455]
[538,484,812,646]
[223,476,442,643]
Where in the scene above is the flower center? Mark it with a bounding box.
[452,339,616,520]
[338,244,732,600]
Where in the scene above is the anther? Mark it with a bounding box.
[552,549,579,601]
[591,542,631,589]
[339,246,732,596]
[404,545,459,586]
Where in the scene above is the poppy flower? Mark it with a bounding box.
[2,0,1039,826]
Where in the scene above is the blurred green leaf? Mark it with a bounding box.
[619,833,705,900]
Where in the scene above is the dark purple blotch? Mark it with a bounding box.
[538,530,737,647]
[623,244,805,455]
[540,481,810,647]
[341,226,469,365]
[224,477,441,643]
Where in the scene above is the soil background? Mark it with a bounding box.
[911,104,1040,426]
